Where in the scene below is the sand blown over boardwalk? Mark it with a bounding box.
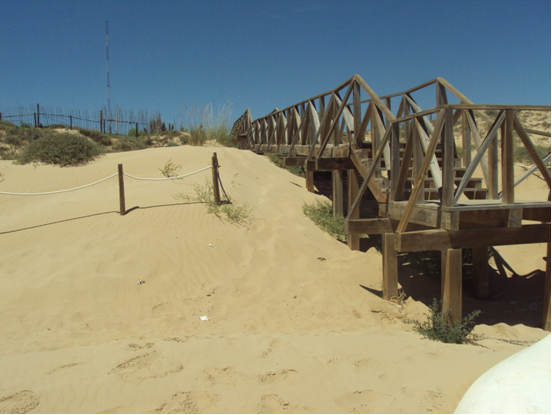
[0,146,548,413]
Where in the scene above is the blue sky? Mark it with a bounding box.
[0,0,550,126]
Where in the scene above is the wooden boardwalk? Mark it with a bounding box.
[232,75,551,331]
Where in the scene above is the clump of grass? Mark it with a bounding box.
[266,153,306,177]
[159,158,182,178]
[17,131,104,167]
[406,298,480,344]
[513,142,550,165]
[186,128,208,146]
[112,136,148,152]
[0,120,17,129]
[174,178,251,225]
[177,102,237,147]
[302,199,346,241]
[77,128,112,146]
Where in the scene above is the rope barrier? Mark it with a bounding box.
[0,173,118,196]
[0,165,212,196]
[123,165,212,181]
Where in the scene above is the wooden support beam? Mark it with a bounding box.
[315,157,356,171]
[461,111,471,167]
[383,233,398,300]
[284,157,306,167]
[488,118,500,200]
[346,218,393,235]
[347,170,360,250]
[501,110,515,204]
[306,163,314,193]
[441,108,455,209]
[395,224,551,252]
[472,247,490,300]
[332,171,344,217]
[513,114,552,188]
[396,110,446,233]
[507,208,522,228]
[544,243,551,332]
[454,111,505,204]
[442,248,462,324]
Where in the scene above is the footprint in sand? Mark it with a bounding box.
[203,366,248,385]
[353,358,379,374]
[335,389,394,413]
[258,369,298,384]
[110,351,182,383]
[258,394,291,413]
[46,362,84,375]
[154,391,217,414]
[0,390,39,414]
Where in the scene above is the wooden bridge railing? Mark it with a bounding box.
[233,75,551,330]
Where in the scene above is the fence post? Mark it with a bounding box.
[212,152,221,205]
[37,103,40,127]
[100,110,103,133]
[118,164,126,215]
[34,113,37,127]
[0,112,2,121]
[115,105,118,134]
[135,123,138,137]
[70,115,73,130]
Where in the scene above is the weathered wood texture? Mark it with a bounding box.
[235,74,551,330]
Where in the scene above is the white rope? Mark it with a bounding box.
[123,165,212,181]
[0,165,213,196]
[0,173,118,196]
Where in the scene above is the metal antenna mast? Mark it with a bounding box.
[106,20,111,116]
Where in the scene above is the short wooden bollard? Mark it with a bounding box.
[212,152,221,205]
[118,164,126,215]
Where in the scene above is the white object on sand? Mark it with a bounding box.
[208,244,214,248]
[455,334,551,414]
[199,316,210,321]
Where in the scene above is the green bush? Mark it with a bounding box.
[302,199,346,241]
[127,128,149,137]
[77,128,112,146]
[17,132,104,166]
[0,120,17,129]
[266,153,305,177]
[406,299,480,344]
[185,129,208,146]
[174,179,251,225]
[161,130,181,139]
[513,143,550,165]
[112,136,147,152]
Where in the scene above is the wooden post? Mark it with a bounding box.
[100,110,103,133]
[441,108,455,209]
[115,105,118,135]
[135,123,138,137]
[118,164,126,215]
[544,243,551,332]
[306,164,315,193]
[472,247,490,300]
[34,113,37,128]
[442,248,462,324]
[488,123,499,199]
[332,170,343,217]
[461,111,471,168]
[212,152,221,205]
[501,110,515,204]
[347,169,360,251]
[70,115,73,130]
[383,233,398,300]
[37,103,40,127]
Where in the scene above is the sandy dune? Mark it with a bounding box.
[0,145,548,414]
